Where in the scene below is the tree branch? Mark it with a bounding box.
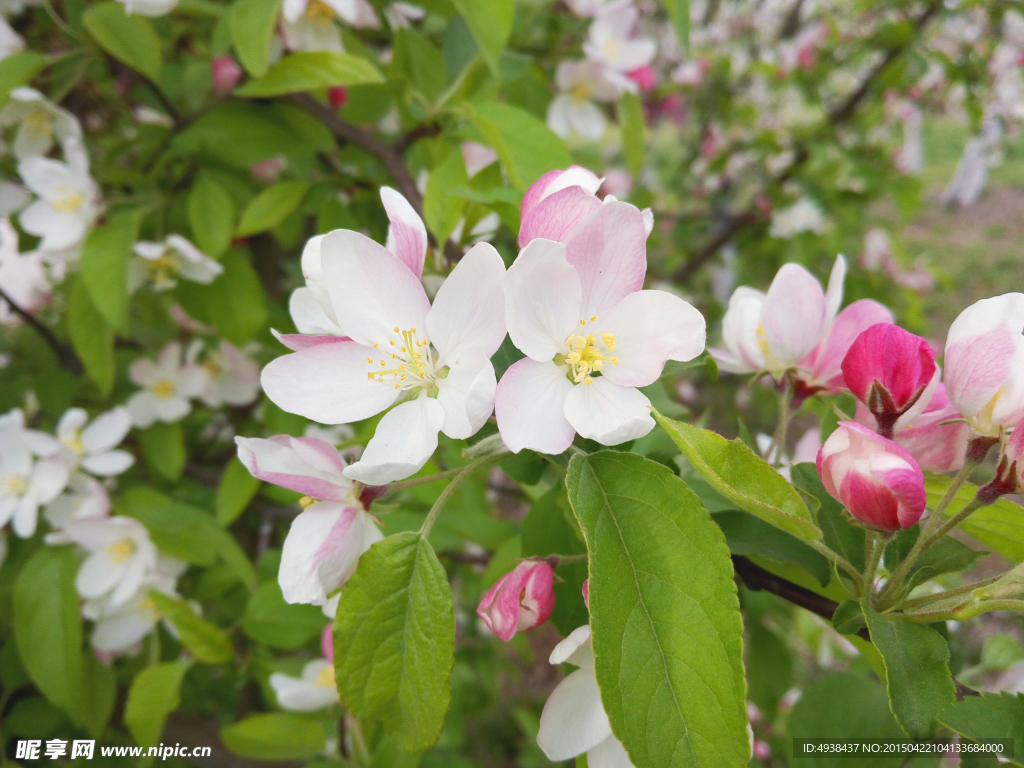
[732,555,979,701]
[672,0,943,283]
[0,286,82,374]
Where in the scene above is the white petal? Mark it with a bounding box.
[547,95,573,139]
[381,186,427,279]
[57,408,88,442]
[126,392,159,428]
[588,734,637,768]
[316,508,380,594]
[343,395,445,485]
[91,607,155,653]
[505,238,581,361]
[76,551,125,599]
[549,624,594,667]
[437,359,497,439]
[563,378,654,445]
[289,287,342,336]
[279,503,345,604]
[760,263,827,365]
[537,668,613,760]
[426,242,506,362]
[81,450,135,476]
[823,254,846,326]
[495,358,576,454]
[81,407,132,454]
[569,99,606,141]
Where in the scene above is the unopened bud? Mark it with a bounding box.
[477,561,555,642]
[328,86,348,109]
[211,56,242,95]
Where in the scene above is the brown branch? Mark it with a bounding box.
[732,555,979,701]
[0,286,82,374]
[672,0,943,283]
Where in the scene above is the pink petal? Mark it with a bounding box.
[272,331,350,352]
[519,186,602,247]
[760,264,827,365]
[802,299,894,389]
[381,186,427,279]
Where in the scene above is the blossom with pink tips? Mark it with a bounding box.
[497,202,705,454]
[816,422,926,532]
[519,166,603,247]
[841,324,938,435]
[477,560,555,642]
[943,293,1024,438]
[211,56,242,95]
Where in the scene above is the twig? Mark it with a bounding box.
[0,286,82,373]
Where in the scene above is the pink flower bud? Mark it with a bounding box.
[249,156,285,183]
[753,741,771,761]
[211,56,242,95]
[477,561,555,642]
[327,86,348,109]
[841,324,937,436]
[627,65,656,91]
[518,166,602,247]
[816,422,926,531]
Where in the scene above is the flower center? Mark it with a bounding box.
[52,185,84,214]
[972,385,1006,437]
[106,539,137,564]
[2,472,28,497]
[147,254,181,285]
[306,0,335,24]
[23,109,53,141]
[152,379,176,399]
[138,595,160,620]
[365,327,445,393]
[555,319,617,385]
[314,664,336,688]
[571,82,591,100]
[61,430,85,455]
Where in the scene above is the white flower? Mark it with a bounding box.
[583,0,656,75]
[768,198,828,239]
[383,1,424,29]
[537,625,637,768]
[48,515,157,607]
[280,0,378,52]
[270,659,340,711]
[126,342,210,428]
[263,214,506,485]
[0,407,66,538]
[44,473,110,529]
[17,143,100,258]
[236,435,383,605]
[195,340,261,408]
[116,0,178,17]
[54,407,134,477]
[0,15,23,60]
[128,234,223,293]
[0,216,49,325]
[83,555,187,654]
[461,141,499,179]
[547,60,633,141]
[0,87,82,159]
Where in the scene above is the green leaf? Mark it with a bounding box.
[201,248,268,345]
[654,411,820,541]
[714,510,831,586]
[216,458,261,526]
[521,484,589,636]
[791,462,866,571]
[470,102,572,190]
[938,692,1024,758]
[14,547,83,721]
[663,0,690,55]
[242,582,326,649]
[831,599,867,635]
[149,592,234,664]
[980,634,1024,671]
[83,3,162,81]
[862,602,956,738]
[786,671,904,767]
[617,91,645,176]
[236,51,384,97]
[80,208,142,334]
[481,535,521,590]
[188,175,235,259]
[67,280,114,396]
[333,532,454,752]
[567,451,749,768]
[423,148,468,243]
[222,713,328,760]
[925,473,1024,562]
[237,180,309,237]
[0,51,48,107]
[885,525,983,593]
[394,28,447,104]
[451,0,514,74]
[745,621,793,718]
[138,421,186,482]
[125,661,193,748]
[229,0,281,77]
[80,651,116,739]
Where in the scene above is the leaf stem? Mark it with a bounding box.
[805,538,864,592]
[771,380,792,468]
[346,714,371,766]
[419,452,509,538]
[387,465,468,491]
[894,574,1003,611]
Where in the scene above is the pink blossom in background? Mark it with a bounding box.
[211,56,242,95]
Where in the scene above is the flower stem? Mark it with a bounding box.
[387,465,468,491]
[419,451,510,538]
[862,531,887,599]
[894,574,1003,611]
[771,380,793,468]
[806,539,864,592]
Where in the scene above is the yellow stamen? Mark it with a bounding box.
[314,664,336,688]
[152,380,175,399]
[106,539,137,564]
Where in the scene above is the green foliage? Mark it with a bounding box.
[567,451,749,768]
[655,411,820,541]
[229,0,282,77]
[125,661,193,748]
[663,0,690,54]
[0,51,48,106]
[925,474,1024,562]
[938,693,1024,757]
[451,0,514,74]
[885,526,984,595]
[189,175,236,259]
[791,462,867,571]
[80,208,142,334]
[236,52,384,98]
[242,581,326,648]
[216,458,262,526]
[714,510,831,585]
[221,713,330,760]
[139,422,186,482]
[470,102,572,189]
[237,180,310,236]
[862,603,956,737]
[67,280,114,395]
[617,92,645,177]
[200,248,268,345]
[83,3,162,81]
[333,532,454,752]
[149,592,235,664]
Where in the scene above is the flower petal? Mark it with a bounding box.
[342,395,445,485]
[81,407,132,455]
[588,735,637,768]
[564,201,647,319]
[426,242,506,362]
[262,341,399,425]
[81,450,134,476]
[537,668,613,760]
[235,435,350,501]
[279,503,345,604]
[436,358,497,439]
[495,358,576,455]
[519,186,603,247]
[289,286,343,336]
[760,263,827,365]
[801,299,893,389]
[381,186,427,279]
[563,377,654,445]
[505,238,581,362]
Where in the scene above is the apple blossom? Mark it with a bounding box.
[280,0,378,52]
[189,340,261,408]
[44,473,111,529]
[841,324,938,437]
[496,202,705,454]
[477,560,555,641]
[0,87,82,159]
[235,435,384,605]
[53,407,135,478]
[249,157,285,183]
[128,234,223,293]
[943,293,1024,438]
[383,1,424,29]
[768,198,828,238]
[537,624,637,767]
[855,383,971,473]
[583,0,656,76]
[816,422,927,532]
[0,216,49,324]
[263,223,506,484]
[211,56,243,95]
[0,407,66,537]
[462,141,499,179]
[270,659,340,711]
[126,342,210,428]
[0,15,22,59]
[547,59,635,141]
[116,0,178,16]
[17,143,100,259]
